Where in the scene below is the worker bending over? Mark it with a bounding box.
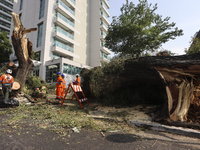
[0,69,14,99]
[61,74,66,98]
[56,72,63,100]
[74,74,81,86]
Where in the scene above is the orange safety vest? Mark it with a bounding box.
[62,78,66,89]
[0,74,14,85]
[76,77,81,86]
[56,76,63,87]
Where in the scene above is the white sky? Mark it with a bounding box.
[108,0,200,56]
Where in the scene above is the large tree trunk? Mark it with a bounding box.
[11,12,37,87]
[81,52,200,123]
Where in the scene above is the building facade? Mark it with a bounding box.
[10,0,111,83]
[0,0,14,37]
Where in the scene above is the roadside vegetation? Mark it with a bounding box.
[0,101,136,135]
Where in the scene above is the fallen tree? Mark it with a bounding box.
[11,12,37,87]
[81,52,200,123]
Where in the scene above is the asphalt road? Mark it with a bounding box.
[0,115,199,150]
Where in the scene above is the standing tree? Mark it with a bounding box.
[105,0,183,58]
[0,31,13,67]
[185,37,200,54]
[11,12,37,87]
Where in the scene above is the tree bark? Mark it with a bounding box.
[11,12,37,87]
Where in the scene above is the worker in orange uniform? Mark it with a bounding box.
[56,71,63,100]
[61,74,66,98]
[74,74,81,86]
[0,69,14,99]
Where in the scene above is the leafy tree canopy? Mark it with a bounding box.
[185,37,200,55]
[0,31,12,66]
[105,0,183,58]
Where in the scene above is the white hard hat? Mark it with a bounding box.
[6,69,12,74]
[76,74,79,76]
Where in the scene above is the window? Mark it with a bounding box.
[0,28,9,35]
[19,13,22,21]
[34,51,41,61]
[20,0,23,10]
[46,64,60,83]
[63,64,81,75]
[37,22,43,47]
[0,21,10,28]
[39,0,45,19]
[32,66,40,76]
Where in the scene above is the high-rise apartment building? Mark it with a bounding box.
[0,0,14,37]
[10,0,111,83]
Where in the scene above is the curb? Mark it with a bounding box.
[130,120,200,138]
[87,115,124,122]
[87,115,200,138]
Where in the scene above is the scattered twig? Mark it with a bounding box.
[101,132,105,137]
[152,139,157,148]
[8,119,18,126]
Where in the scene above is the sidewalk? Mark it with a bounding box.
[86,104,200,139]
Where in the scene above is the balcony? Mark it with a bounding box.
[55,26,74,39]
[56,13,74,27]
[0,18,11,25]
[54,15,80,35]
[101,30,107,39]
[55,0,75,17]
[101,2,110,17]
[0,1,13,11]
[7,0,14,4]
[55,2,81,24]
[69,0,75,5]
[101,46,111,55]
[52,41,80,59]
[53,40,73,52]
[100,11,110,25]
[0,28,10,35]
[0,6,12,16]
[102,0,110,9]
[0,22,10,30]
[0,13,11,22]
[53,26,80,46]
[100,52,111,62]
[100,22,108,32]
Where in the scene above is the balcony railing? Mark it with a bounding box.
[101,31,107,37]
[0,1,13,9]
[0,28,9,35]
[101,21,108,28]
[56,13,74,27]
[0,13,11,22]
[70,0,75,5]
[100,52,111,61]
[58,0,75,16]
[0,21,10,28]
[8,0,14,3]
[101,1,108,12]
[53,40,74,52]
[52,53,60,59]
[101,11,109,21]
[54,26,74,40]
[0,6,12,15]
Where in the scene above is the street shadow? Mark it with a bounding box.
[106,134,139,143]
[105,132,200,148]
